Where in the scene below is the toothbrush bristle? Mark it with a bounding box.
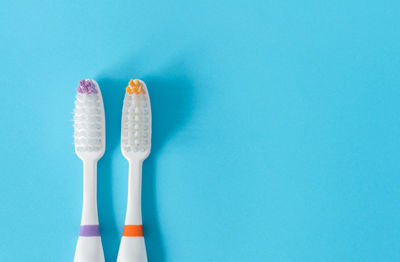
[74,79,104,152]
[122,79,151,153]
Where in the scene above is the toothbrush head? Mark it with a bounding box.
[121,79,152,160]
[73,79,106,160]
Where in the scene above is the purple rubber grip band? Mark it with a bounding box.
[79,225,100,236]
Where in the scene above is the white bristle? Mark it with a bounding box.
[74,89,104,153]
[121,89,151,154]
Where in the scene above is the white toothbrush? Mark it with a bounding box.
[117,79,152,262]
[73,79,106,262]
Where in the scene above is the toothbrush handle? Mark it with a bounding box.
[117,236,147,262]
[74,160,105,262]
[117,159,148,262]
[74,236,104,262]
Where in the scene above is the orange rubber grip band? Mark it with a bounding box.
[123,225,144,237]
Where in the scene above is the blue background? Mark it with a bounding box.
[0,0,399,261]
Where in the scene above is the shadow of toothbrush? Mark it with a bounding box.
[142,70,196,262]
[96,78,126,261]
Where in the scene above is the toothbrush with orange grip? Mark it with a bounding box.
[117,79,151,262]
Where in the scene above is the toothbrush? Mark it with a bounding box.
[117,79,152,262]
[73,79,106,262]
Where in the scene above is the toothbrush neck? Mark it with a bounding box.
[81,159,99,225]
[125,159,144,225]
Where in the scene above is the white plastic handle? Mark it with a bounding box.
[81,159,100,224]
[117,237,147,262]
[117,159,148,262]
[74,159,105,262]
[74,236,105,262]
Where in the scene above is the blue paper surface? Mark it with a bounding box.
[0,0,399,261]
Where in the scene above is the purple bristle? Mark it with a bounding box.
[77,79,97,94]
[87,80,98,94]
